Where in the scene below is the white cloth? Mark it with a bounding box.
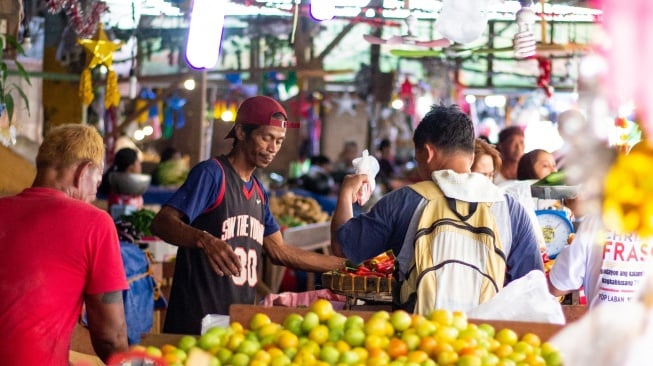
[432,170,504,202]
[549,214,652,309]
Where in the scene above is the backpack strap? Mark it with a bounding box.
[409,180,441,200]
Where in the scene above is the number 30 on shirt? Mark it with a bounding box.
[232,247,258,287]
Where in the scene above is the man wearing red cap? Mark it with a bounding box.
[151,96,345,334]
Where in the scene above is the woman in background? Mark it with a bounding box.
[99,147,145,217]
[471,138,502,180]
[517,149,557,180]
[517,148,576,222]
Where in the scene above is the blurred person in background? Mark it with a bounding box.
[301,155,336,196]
[333,140,360,184]
[99,147,145,216]
[517,148,558,180]
[471,138,502,181]
[494,126,525,184]
[377,138,399,193]
[554,108,586,170]
[548,214,653,308]
[151,146,189,187]
[150,96,345,334]
[517,148,576,222]
[0,124,128,364]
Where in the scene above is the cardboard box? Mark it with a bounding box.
[141,238,178,262]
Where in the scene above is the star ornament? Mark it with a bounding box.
[77,24,123,70]
[334,92,357,117]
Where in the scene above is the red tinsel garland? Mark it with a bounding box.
[536,56,553,98]
[46,0,108,38]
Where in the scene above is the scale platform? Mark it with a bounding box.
[530,185,580,200]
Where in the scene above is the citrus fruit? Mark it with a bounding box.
[389,310,412,332]
[319,344,340,364]
[387,338,409,358]
[301,311,320,333]
[178,335,198,351]
[495,328,518,346]
[283,313,304,336]
[343,327,366,347]
[310,299,335,322]
[344,315,365,330]
[277,330,299,349]
[327,312,347,331]
[250,312,272,331]
[309,324,330,345]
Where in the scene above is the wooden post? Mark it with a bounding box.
[197,70,209,162]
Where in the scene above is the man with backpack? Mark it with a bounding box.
[331,104,543,314]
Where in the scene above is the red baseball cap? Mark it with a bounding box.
[225,96,299,139]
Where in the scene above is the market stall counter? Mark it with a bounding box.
[70,302,585,364]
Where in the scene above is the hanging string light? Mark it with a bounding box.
[513,1,537,59]
[310,0,336,21]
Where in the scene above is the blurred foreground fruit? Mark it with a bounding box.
[130,301,563,366]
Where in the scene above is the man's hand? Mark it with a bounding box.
[198,232,242,277]
[340,174,369,201]
[151,206,242,277]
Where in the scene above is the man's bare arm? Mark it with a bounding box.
[84,291,128,362]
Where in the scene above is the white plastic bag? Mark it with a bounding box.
[467,270,566,324]
[352,149,379,206]
[201,314,230,335]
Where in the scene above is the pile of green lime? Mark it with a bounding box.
[131,300,562,366]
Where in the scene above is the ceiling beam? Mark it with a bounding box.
[317,20,359,62]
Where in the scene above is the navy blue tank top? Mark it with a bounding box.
[163,155,266,334]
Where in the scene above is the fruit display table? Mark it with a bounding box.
[130,302,569,365]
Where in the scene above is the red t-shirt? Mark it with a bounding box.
[0,187,128,365]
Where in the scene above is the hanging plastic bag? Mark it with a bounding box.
[467,270,566,324]
[352,149,380,206]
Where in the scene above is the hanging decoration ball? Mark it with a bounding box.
[602,142,653,237]
[77,23,123,108]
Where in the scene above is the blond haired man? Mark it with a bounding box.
[0,124,128,364]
